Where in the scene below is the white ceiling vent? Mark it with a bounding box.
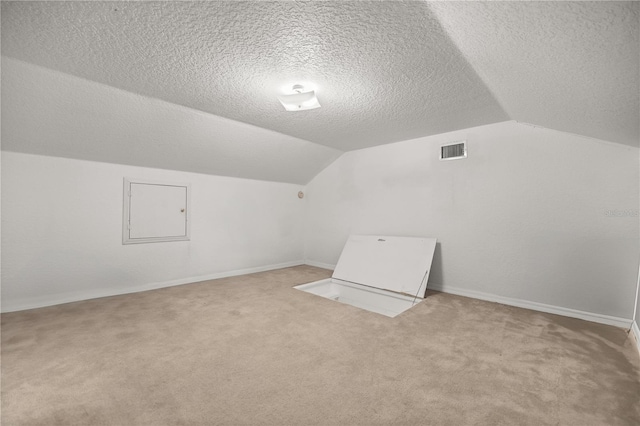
[440,141,467,161]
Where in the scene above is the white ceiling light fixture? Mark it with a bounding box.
[278,84,321,111]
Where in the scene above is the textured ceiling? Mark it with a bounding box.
[1,57,342,185]
[1,1,508,152]
[429,1,639,148]
[1,1,638,184]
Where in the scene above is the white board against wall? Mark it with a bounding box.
[123,178,190,244]
[332,235,437,298]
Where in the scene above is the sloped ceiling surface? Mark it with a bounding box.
[1,1,638,184]
[1,57,341,185]
[1,0,508,154]
[429,1,639,148]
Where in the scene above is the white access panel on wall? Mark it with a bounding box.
[123,178,190,244]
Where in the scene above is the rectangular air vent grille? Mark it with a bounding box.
[440,141,467,160]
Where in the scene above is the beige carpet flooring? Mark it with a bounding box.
[2,265,639,425]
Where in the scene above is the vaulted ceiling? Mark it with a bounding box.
[1,1,638,183]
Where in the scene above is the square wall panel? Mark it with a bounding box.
[123,178,190,244]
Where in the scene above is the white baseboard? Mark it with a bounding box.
[427,283,633,329]
[631,321,640,355]
[1,260,305,313]
[303,259,632,328]
[304,260,336,271]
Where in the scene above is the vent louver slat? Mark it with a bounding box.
[440,141,467,160]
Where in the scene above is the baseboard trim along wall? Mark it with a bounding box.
[631,321,640,355]
[6,260,634,331]
[303,260,633,328]
[427,283,632,329]
[1,260,306,313]
[304,259,337,271]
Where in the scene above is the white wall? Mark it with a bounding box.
[1,152,306,312]
[636,256,640,327]
[635,269,640,325]
[304,121,640,323]
[636,148,640,330]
